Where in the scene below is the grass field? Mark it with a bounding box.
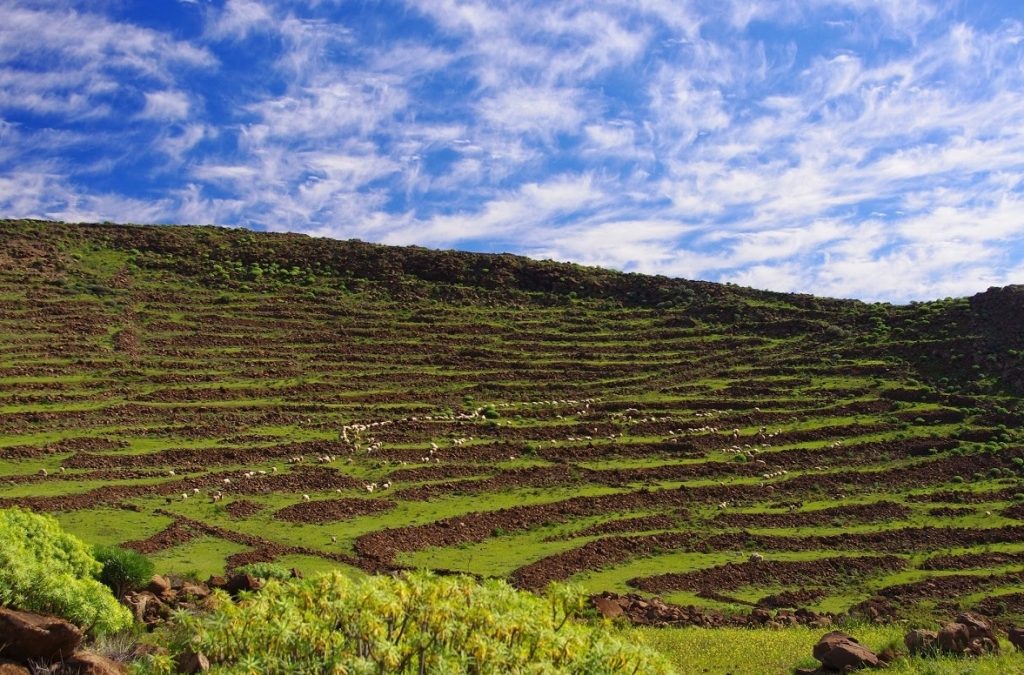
[2,219,1024,670]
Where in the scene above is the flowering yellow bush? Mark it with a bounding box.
[137,571,672,674]
[0,507,132,635]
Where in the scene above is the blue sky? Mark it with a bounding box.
[2,1,1024,301]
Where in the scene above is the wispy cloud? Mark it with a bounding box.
[2,0,1024,301]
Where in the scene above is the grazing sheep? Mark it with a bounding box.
[749,552,764,563]
[39,468,48,477]
[331,536,337,544]
[302,494,311,502]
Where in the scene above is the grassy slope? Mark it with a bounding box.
[2,219,1024,672]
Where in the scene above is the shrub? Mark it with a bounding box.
[94,545,155,598]
[136,571,671,674]
[0,507,132,635]
[230,562,292,581]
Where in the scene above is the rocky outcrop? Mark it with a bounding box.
[0,608,82,662]
[936,613,999,656]
[812,631,882,671]
[904,628,938,655]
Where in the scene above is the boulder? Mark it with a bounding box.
[813,631,881,671]
[222,573,262,595]
[936,622,971,654]
[1008,626,1024,651]
[124,591,154,623]
[145,575,171,597]
[179,582,211,600]
[64,651,127,675]
[0,608,82,662]
[954,613,999,654]
[592,597,623,619]
[904,629,938,655]
[176,649,210,673]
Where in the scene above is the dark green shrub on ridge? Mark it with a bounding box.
[94,545,155,598]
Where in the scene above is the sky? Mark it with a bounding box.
[2,1,1024,302]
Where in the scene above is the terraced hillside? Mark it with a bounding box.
[3,219,1024,628]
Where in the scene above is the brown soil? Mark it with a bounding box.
[629,555,905,594]
[274,497,395,523]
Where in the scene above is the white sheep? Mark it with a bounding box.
[302,494,311,502]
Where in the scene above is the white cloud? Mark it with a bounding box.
[140,90,191,120]
[3,0,1024,302]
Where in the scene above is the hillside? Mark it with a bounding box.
[2,218,1024,630]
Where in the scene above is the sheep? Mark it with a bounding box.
[39,468,48,477]
[302,494,311,502]
[59,467,66,474]
[749,552,764,563]
[192,487,200,494]
[168,470,176,476]
[223,478,231,485]
[331,536,337,544]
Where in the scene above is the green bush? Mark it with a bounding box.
[0,507,132,635]
[136,571,671,674]
[94,545,154,598]
[230,562,292,581]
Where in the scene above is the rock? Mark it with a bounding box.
[593,596,623,618]
[1009,626,1024,651]
[904,629,938,655]
[176,649,210,673]
[222,573,262,595]
[124,591,170,629]
[937,622,971,654]
[205,575,228,589]
[954,613,999,654]
[0,661,30,675]
[124,591,154,623]
[813,631,881,671]
[64,651,127,674]
[0,608,82,662]
[179,582,211,600]
[145,575,171,597]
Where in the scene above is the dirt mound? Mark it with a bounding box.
[224,500,264,518]
[630,555,905,594]
[274,498,395,523]
[713,501,909,528]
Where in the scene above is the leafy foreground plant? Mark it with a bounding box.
[0,507,132,635]
[94,545,156,598]
[136,571,672,674]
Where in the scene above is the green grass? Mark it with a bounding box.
[633,625,1024,675]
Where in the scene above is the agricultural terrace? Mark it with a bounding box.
[2,219,1024,627]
